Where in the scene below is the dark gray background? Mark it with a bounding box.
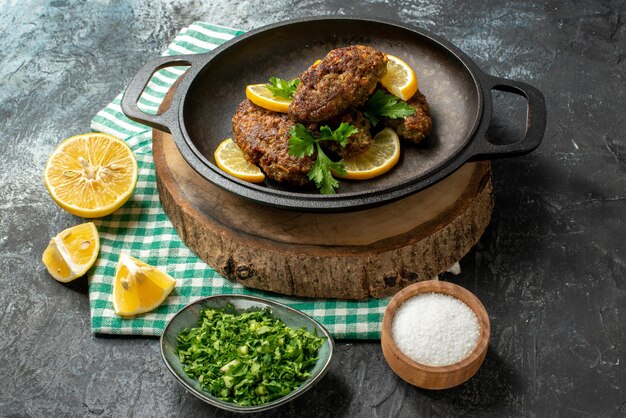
[1,0,624,416]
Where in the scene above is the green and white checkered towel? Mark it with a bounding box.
[88,22,390,339]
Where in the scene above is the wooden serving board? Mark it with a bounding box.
[152,88,494,300]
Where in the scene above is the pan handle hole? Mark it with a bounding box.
[139,66,190,116]
[486,88,528,145]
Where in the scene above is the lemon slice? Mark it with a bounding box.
[335,128,401,180]
[44,133,138,218]
[214,138,265,183]
[42,222,100,282]
[112,253,176,317]
[380,55,419,101]
[246,84,291,113]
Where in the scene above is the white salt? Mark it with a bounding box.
[391,292,480,366]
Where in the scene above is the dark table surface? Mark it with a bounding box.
[2,0,625,416]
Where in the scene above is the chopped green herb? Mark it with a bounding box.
[288,123,357,194]
[363,89,416,126]
[266,77,300,99]
[176,307,326,406]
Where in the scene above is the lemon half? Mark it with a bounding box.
[44,133,138,218]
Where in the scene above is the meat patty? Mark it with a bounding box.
[386,91,432,144]
[289,45,388,123]
[320,110,372,159]
[232,100,314,186]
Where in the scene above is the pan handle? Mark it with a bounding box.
[120,54,203,133]
[470,75,546,159]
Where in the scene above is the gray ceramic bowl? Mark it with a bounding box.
[160,294,335,413]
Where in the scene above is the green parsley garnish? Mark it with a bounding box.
[363,89,416,126]
[266,77,300,99]
[288,123,358,194]
[176,306,326,406]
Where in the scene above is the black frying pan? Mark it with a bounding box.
[121,17,546,212]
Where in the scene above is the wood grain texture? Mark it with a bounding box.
[153,87,494,299]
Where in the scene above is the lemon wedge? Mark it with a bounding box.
[42,222,100,283]
[112,253,176,317]
[245,84,291,113]
[44,133,138,218]
[335,128,401,180]
[214,138,265,183]
[380,55,419,101]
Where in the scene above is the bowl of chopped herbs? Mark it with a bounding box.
[160,295,334,413]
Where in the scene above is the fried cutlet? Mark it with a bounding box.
[232,100,315,186]
[385,90,432,144]
[289,45,388,123]
[320,109,372,159]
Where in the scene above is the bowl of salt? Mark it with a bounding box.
[381,280,490,390]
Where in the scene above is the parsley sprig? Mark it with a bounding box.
[288,123,358,194]
[266,77,300,98]
[363,89,416,126]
